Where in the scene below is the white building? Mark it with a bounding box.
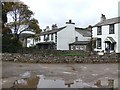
[36,20,91,50]
[92,14,120,53]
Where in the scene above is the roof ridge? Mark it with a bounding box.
[94,16,120,27]
[40,26,66,35]
[106,16,120,21]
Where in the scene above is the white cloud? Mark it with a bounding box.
[21,0,119,29]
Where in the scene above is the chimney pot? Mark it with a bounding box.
[66,19,75,24]
[101,14,106,22]
[69,20,72,23]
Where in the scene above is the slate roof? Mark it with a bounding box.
[94,17,120,27]
[75,27,91,37]
[40,26,91,37]
[69,41,90,45]
[40,26,66,35]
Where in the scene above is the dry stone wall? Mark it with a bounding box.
[2,53,120,63]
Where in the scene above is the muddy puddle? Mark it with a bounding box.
[13,75,98,88]
[4,70,118,89]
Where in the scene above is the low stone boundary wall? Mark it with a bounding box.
[2,53,120,63]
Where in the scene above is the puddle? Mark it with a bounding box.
[12,74,97,88]
[19,71,31,78]
[13,76,39,88]
[37,75,66,88]
[11,71,117,88]
[91,74,98,76]
[62,72,72,74]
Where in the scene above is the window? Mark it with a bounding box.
[55,33,57,43]
[109,24,114,34]
[72,45,75,50]
[75,37,78,41]
[97,26,102,35]
[47,34,49,40]
[44,35,46,41]
[97,38,102,49]
[76,45,79,50]
[44,34,49,41]
[51,34,53,40]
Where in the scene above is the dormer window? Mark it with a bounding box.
[109,24,114,34]
[97,26,102,35]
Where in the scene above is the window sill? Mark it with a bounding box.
[97,47,102,49]
[109,33,115,34]
[97,34,102,35]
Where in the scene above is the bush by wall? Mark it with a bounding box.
[2,34,22,53]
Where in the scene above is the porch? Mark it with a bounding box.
[104,37,116,53]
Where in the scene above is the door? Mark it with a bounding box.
[105,42,115,52]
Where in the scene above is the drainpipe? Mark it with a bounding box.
[88,25,93,52]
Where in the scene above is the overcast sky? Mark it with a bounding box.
[21,0,119,29]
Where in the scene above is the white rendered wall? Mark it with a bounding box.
[40,36,44,42]
[57,24,75,50]
[92,24,119,52]
[118,23,120,53]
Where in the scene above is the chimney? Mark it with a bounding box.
[88,25,92,31]
[45,26,50,31]
[52,24,58,30]
[66,19,75,24]
[75,37,78,42]
[69,20,72,23]
[101,14,106,22]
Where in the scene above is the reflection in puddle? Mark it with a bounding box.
[19,71,31,78]
[62,72,72,74]
[13,75,97,88]
[37,75,66,88]
[13,76,39,88]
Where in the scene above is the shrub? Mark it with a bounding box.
[2,34,22,53]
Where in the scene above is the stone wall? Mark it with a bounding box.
[2,53,120,63]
